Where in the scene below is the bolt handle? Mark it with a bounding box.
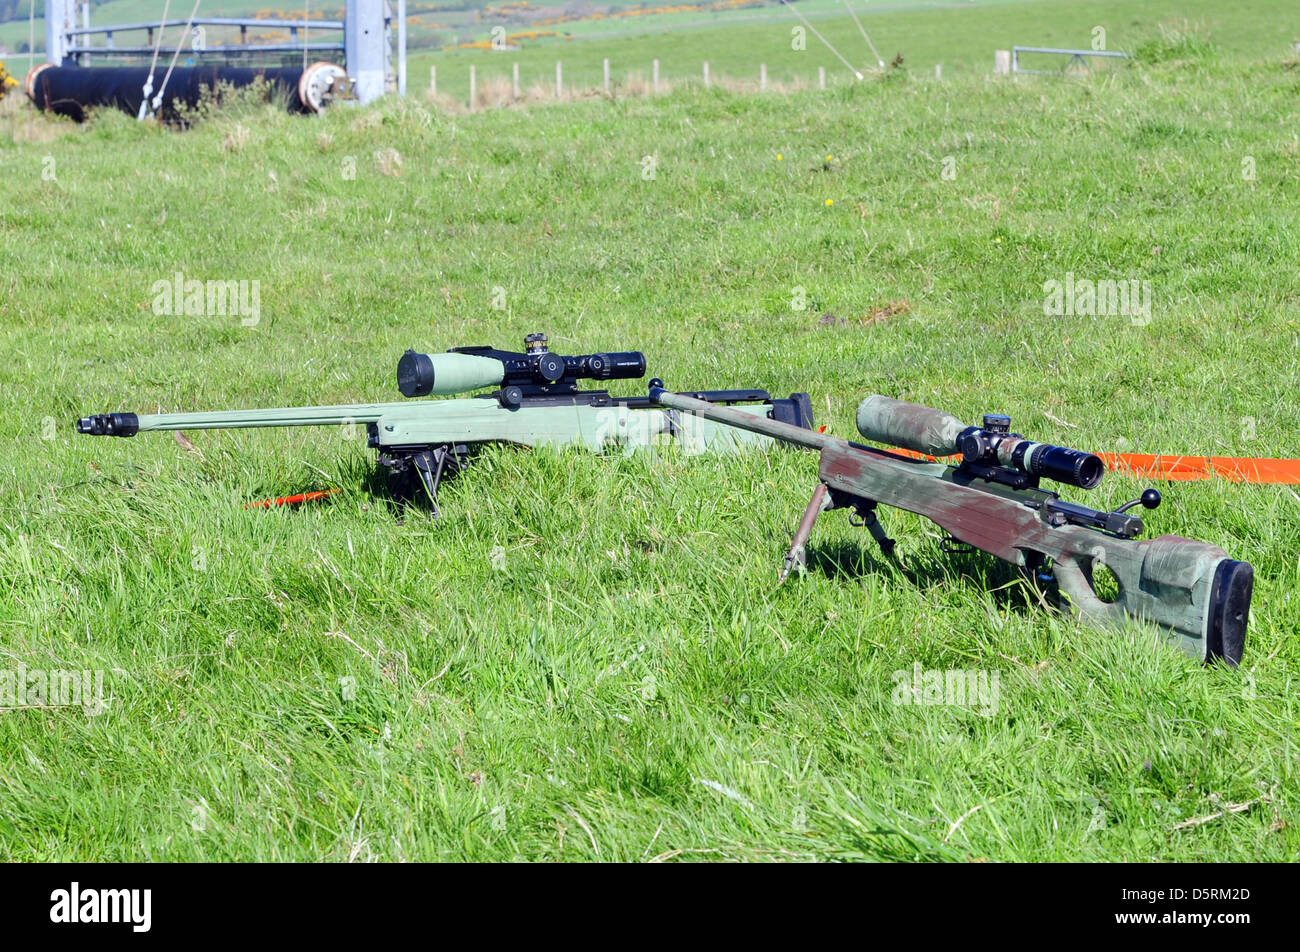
[1116,488,1162,514]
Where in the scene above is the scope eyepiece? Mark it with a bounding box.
[579,352,646,380]
[959,423,1105,490]
[1022,444,1105,490]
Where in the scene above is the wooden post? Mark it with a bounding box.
[603,58,610,93]
[469,65,476,108]
[512,62,520,100]
[555,61,562,97]
[759,63,767,90]
[429,65,436,98]
[652,58,659,93]
[994,50,1011,75]
[818,66,825,89]
[703,61,709,86]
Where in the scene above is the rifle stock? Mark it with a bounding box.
[649,387,1252,665]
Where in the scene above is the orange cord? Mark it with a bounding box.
[244,488,342,509]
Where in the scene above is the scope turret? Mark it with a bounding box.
[397,333,646,398]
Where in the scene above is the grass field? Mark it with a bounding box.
[2,0,958,57]
[0,0,1298,861]
[415,0,1297,99]
[4,0,851,56]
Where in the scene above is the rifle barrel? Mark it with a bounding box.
[650,387,834,452]
[78,402,402,436]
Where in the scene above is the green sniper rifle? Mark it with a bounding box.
[77,333,813,514]
[649,386,1253,666]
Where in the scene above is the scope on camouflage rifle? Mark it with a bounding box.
[855,395,1105,490]
[396,333,646,402]
[649,385,1253,666]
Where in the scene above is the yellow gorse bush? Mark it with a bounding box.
[0,61,20,100]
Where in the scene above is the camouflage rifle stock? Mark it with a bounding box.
[649,386,1253,665]
[78,333,814,515]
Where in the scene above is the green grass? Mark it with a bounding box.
[1,0,1298,861]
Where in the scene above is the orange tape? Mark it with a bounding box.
[892,449,1300,484]
[1099,454,1300,484]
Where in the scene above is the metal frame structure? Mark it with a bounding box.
[1012,46,1130,75]
[61,17,346,59]
[42,0,404,103]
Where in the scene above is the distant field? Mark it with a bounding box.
[6,0,1290,94]
[413,0,1297,100]
[2,0,1078,66]
[0,0,1297,862]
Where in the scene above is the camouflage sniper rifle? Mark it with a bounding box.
[649,386,1253,665]
[77,333,814,514]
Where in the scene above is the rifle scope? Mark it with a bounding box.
[855,395,1105,490]
[397,333,646,398]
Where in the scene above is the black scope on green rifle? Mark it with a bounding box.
[397,333,646,399]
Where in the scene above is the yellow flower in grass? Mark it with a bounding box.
[0,62,19,96]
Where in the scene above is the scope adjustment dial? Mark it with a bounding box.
[537,352,566,384]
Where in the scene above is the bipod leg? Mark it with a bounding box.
[780,482,830,584]
[412,448,450,518]
[848,499,896,559]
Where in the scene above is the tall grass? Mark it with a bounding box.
[0,0,1297,861]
